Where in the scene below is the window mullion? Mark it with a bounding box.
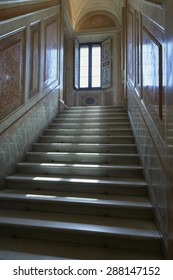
[89,45,92,89]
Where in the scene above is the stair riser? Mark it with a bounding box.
[17,165,144,179]
[0,225,161,253]
[6,180,147,197]
[49,124,131,129]
[53,118,129,123]
[39,136,135,144]
[33,144,137,153]
[0,199,153,220]
[64,108,125,113]
[45,129,133,136]
[62,110,126,114]
[26,154,140,165]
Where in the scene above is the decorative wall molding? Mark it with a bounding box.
[44,16,58,86]
[127,7,134,85]
[29,22,40,99]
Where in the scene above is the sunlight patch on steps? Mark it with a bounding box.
[44,152,101,155]
[25,194,98,202]
[40,163,100,168]
[32,177,99,183]
[26,194,57,199]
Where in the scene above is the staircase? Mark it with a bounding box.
[0,106,163,260]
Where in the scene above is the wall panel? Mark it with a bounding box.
[0,30,25,121]
[142,15,164,136]
[44,17,58,86]
[127,7,134,85]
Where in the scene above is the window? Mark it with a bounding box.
[79,43,101,89]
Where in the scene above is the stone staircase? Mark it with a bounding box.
[0,106,164,259]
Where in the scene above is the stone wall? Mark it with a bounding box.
[0,2,61,187]
[125,0,169,253]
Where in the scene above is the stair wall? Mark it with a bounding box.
[125,1,168,255]
[0,1,62,188]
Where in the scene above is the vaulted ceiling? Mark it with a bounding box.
[63,0,122,33]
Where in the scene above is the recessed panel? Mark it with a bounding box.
[29,22,40,99]
[0,30,25,121]
[44,17,58,86]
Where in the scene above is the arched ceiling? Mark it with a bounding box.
[63,0,122,32]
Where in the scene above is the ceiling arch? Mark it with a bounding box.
[76,11,119,33]
[64,0,122,31]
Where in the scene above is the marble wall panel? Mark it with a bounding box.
[29,22,40,99]
[0,30,25,121]
[127,7,134,84]
[135,11,140,91]
[44,17,58,86]
[142,16,164,136]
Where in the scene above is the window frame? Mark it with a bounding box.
[79,42,102,90]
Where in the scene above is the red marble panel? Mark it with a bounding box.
[0,30,25,121]
[135,12,140,89]
[29,23,40,99]
[44,17,58,86]
[127,8,134,84]
[142,26,163,122]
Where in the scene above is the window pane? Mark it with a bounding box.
[80,78,88,88]
[92,46,101,87]
[92,77,101,88]
[80,46,89,88]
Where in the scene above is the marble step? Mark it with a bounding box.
[0,209,161,253]
[16,162,144,179]
[49,122,131,129]
[39,135,135,144]
[33,143,137,153]
[53,117,129,123]
[60,112,128,118]
[63,108,125,114]
[0,236,163,260]
[0,189,153,220]
[25,152,140,165]
[5,175,147,196]
[64,106,124,111]
[45,128,133,136]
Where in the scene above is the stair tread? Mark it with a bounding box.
[26,151,139,156]
[54,117,129,120]
[1,188,150,202]
[17,162,143,169]
[34,143,136,147]
[0,190,151,207]
[0,237,163,260]
[50,122,130,125]
[41,135,134,139]
[45,128,132,131]
[0,209,160,239]
[6,174,147,184]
